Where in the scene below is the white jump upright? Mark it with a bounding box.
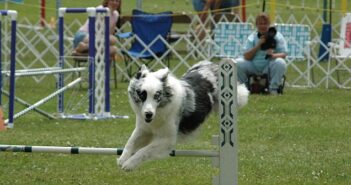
[216,58,238,185]
[0,10,17,129]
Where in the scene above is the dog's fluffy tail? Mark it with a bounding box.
[237,83,249,108]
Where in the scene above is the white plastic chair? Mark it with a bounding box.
[275,24,312,87]
[327,13,351,89]
[212,22,254,58]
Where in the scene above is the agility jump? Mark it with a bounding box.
[57,7,128,120]
[0,59,239,185]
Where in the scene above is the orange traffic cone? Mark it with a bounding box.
[0,107,6,131]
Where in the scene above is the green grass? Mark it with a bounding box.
[0,83,350,185]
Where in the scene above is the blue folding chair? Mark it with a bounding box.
[118,9,173,77]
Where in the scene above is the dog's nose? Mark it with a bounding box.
[145,112,153,119]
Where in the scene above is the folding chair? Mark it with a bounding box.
[327,13,351,89]
[118,9,173,77]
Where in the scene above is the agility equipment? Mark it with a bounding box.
[0,11,87,127]
[0,59,239,185]
[0,10,17,128]
[0,8,127,128]
[4,78,82,124]
[0,145,218,157]
[58,7,128,120]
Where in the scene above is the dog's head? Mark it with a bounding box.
[128,65,173,123]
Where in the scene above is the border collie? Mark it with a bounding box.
[117,60,249,171]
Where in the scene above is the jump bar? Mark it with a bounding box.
[59,8,109,14]
[0,145,219,157]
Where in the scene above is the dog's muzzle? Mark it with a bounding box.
[144,111,153,123]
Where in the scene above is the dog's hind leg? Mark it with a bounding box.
[117,128,152,167]
[121,134,177,171]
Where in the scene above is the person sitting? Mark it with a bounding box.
[73,0,121,60]
[236,12,288,95]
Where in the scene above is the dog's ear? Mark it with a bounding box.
[155,67,169,82]
[135,65,149,79]
[140,64,148,72]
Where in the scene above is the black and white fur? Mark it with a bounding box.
[117,61,249,171]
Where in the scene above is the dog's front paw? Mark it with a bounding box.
[117,156,128,167]
[117,158,124,167]
[121,159,139,171]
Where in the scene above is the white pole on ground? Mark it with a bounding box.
[4,78,82,124]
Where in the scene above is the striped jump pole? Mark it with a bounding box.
[0,145,219,157]
[0,10,17,129]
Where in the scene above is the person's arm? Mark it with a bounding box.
[199,0,215,22]
[111,10,119,34]
[267,50,287,59]
[243,35,266,61]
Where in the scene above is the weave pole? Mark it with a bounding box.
[0,10,17,129]
[0,145,218,157]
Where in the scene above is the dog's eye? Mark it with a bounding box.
[154,91,162,102]
[137,90,147,102]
